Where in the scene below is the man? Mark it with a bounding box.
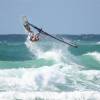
[23,17,39,42]
[30,33,39,41]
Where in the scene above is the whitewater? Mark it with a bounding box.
[0,34,100,100]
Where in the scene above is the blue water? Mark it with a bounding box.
[0,34,100,100]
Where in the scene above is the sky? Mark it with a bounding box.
[0,0,100,35]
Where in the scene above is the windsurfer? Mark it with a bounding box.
[24,20,39,42]
[29,33,39,41]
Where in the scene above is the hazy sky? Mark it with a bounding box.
[0,0,100,34]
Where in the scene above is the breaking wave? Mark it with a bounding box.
[0,67,100,99]
[96,41,100,45]
[0,91,100,100]
[84,51,100,62]
[0,36,100,99]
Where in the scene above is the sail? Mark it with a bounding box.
[29,23,78,48]
[22,16,78,48]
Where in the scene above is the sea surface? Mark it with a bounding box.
[0,34,100,100]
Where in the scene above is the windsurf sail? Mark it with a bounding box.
[28,23,78,48]
[23,16,40,42]
[23,16,32,34]
[23,16,78,48]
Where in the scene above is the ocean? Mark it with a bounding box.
[0,34,100,100]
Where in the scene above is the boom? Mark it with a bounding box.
[28,23,78,48]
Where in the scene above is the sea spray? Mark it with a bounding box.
[0,34,100,99]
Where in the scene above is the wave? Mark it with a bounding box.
[84,51,100,62]
[23,37,100,91]
[0,66,100,92]
[25,35,79,62]
[0,64,81,92]
[96,41,100,45]
[0,91,100,100]
[0,41,24,46]
[0,39,100,98]
[25,36,71,63]
[0,35,100,98]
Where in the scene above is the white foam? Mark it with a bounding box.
[37,49,63,62]
[25,36,43,57]
[77,70,100,90]
[0,60,82,92]
[96,41,100,45]
[21,36,100,93]
[0,91,100,100]
[79,70,100,79]
[0,63,100,92]
[85,51,100,62]
[25,36,67,63]
[25,36,77,65]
